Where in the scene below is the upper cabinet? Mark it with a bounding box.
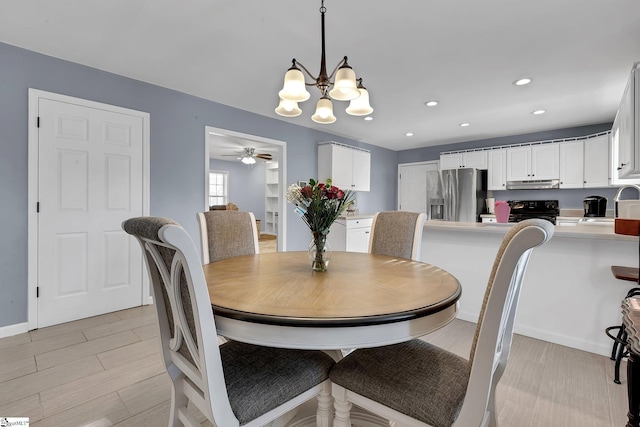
[318,142,371,192]
[558,136,609,189]
[583,134,610,187]
[487,149,507,190]
[613,64,640,178]
[440,151,487,170]
[559,141,584,188]
[506,143,559,181]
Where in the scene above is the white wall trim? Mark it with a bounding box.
[27,89,151,331]
[0,322,29,339]
[456,311,611,357]
[204,126,288,252]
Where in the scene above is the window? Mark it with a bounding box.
[209,171,228,206]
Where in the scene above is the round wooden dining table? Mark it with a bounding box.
[203,251,461,350]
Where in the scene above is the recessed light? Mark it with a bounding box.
[424,100,439,107]
[532,109,546,115]
[364,116,373,121]
[513,78,532,86]
[405,132,414,137]
[459,123,470,127]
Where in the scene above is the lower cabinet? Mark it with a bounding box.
[328,217,373,253]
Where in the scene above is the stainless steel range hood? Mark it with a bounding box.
[506,179,560,190]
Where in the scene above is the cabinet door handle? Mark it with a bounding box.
[365,231,370,234]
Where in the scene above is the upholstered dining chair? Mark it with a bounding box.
[331,219,554,427]
[368,211,427,261]
[123,217,335,427]
[196,210,259,264]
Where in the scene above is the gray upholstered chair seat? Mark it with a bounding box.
[330,340,470,427]
[222,341,334,424]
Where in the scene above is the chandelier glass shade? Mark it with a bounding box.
[275,0,372,123]
[241,156,257,165]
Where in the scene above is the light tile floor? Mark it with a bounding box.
[0,306,630,426]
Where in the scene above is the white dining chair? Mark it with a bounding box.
[196,210,260,264]
[331,218,554,427]
[123,216,334,427]
[368,211,427,261]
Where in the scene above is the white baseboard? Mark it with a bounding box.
[456,311,611,357]
[0,322,29,339]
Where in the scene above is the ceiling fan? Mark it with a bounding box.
[223,147,273,164]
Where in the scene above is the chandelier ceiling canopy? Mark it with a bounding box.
[275,0,373,124]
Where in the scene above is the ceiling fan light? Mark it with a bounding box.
[241,156,256,165]
[329,65,359,101]
[311,97,336,124]
[346,87,373,116]
[278,67,311,102]
[275,98,302,117]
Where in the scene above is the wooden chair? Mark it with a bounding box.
[196,210,259,264]
[331,219,554,427]
[368,211,427,261]
[123,217,334,427]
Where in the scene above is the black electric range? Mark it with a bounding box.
[507,200,559,225]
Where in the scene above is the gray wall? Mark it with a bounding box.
[397,123,617,209]
[0,42,397,328]
[209,159,266,228]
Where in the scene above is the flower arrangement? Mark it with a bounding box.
[287,179,355,271]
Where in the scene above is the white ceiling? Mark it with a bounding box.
[2,0,640,151]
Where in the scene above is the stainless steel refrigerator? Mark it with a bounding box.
[426,168,487,222]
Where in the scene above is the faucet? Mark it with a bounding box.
[613,184,640,217]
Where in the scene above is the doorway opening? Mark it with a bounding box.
[204,126,287,252]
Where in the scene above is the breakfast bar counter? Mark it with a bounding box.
[421,220,638,356]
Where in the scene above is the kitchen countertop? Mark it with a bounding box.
[424,219,636,241]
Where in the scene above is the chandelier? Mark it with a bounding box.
[275,0,373,124]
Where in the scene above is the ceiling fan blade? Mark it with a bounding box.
[221,154,242,157]
[256,154,273,160]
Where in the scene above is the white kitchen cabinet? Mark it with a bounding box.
[439,153,463,170]
[506,143,559,181]
[327,216,373,253]
[583,134,610,187]
[613,64,640,178]
[440,151,487,170]
[506,146,531,181]
[487,149,507,190]
[318,142,371,191]
[559,141,584,189]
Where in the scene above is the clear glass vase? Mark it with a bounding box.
[308,231,331,272]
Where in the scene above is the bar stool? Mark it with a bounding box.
[622,297,640,427]
[608,218,640,384]
[606,266,640,384]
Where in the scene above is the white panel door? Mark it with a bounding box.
[37,98,144,327]
[398,162,438,212]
